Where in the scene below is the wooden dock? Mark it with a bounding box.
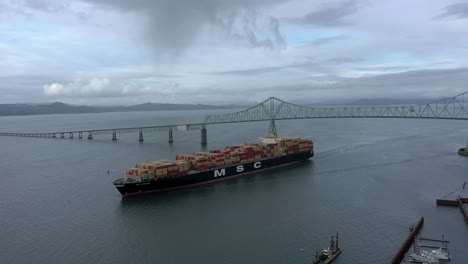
[436,197,468,206]
[436,196,468,223]
[389,217,424,264]
[419,236,450,243]
[457,197,468,222]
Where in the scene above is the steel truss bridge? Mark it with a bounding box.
[1,90,468,153]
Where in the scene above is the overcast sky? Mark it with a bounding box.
[1,0,468,105]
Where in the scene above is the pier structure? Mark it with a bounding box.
[438,196,468,223]
[390,217,424,264]
[200,126,207,145]
[138,129,144,142]
[168,129,173,143]
[436,183,468,223]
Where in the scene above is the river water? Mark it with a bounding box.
[1,110,467,264]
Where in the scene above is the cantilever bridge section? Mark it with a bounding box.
[203,91,468,153]
[1,91,468,152]
[203,91,468,123]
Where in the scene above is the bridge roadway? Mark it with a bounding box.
[0,91,467,152]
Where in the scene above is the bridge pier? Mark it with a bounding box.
[201,126,207,145]
[138,129,144,142]
[269,119,278,137]
[88,132,93,140]
[168,130,173,143]
[53,133,56,138]
[112,131,117,141]
[458,137,468,156]
[69,132,73,139]
[79,132,82,139]
[61,133,64,138]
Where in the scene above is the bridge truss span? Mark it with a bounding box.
[1,91,467,151]
[203,91,468,123]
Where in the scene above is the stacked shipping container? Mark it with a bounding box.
[124,137,313,182]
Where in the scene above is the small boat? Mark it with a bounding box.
[313,233,341,264]
[408,252,439,264]
[430,247,450,260]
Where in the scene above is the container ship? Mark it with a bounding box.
[113,136,313,196]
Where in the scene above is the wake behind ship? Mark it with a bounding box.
[113,136,314,196]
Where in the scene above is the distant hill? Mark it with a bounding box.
[0,102,238,116]
[0,98,444,116]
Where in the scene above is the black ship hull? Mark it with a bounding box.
[114,150,313,196]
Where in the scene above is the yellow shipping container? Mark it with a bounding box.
[135,163,146,169]
[137,169,148,176]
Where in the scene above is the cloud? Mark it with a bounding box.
[43,82,66,95]
[436,2,468,19]
[0,75,67,101]
[269,17,286,47]
[36,67,468,105]
[2,1,468,106]
[202,61,317,76]
[0,0,70,16]
[308,35,348,46]
[308,67,468,100]
[43,77,112,96]
[2,0,289,53]
[200,67,468,101]
[42,75,179,99]
[287,0,363,26]
[82,0,288,53]
[354,66,413,72]
[325,57,363,64]
[202,57,362,76]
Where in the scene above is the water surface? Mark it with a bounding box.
[1,111,467,264]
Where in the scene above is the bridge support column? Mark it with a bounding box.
[69,132,73,139]
[138,129,144,142]
[88,132,93,140]
[268,119,278,137]
[53,133,56,138]
[61,133,64,138]
[79,132,82,139]
[459,137,468,156]
[112,131,117,141]
[201,126,207,145]
[168,130,173,143]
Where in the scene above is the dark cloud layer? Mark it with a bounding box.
[316,67,468,98]
[0,0,67,15]
[354,66,413,72]
[203,57,363,76]
[309,35,348,46]
[288,0,363,26]
[436,2,468,19]
[202,61,320,76]
[84,0,288,52]
[174,67,468,104]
